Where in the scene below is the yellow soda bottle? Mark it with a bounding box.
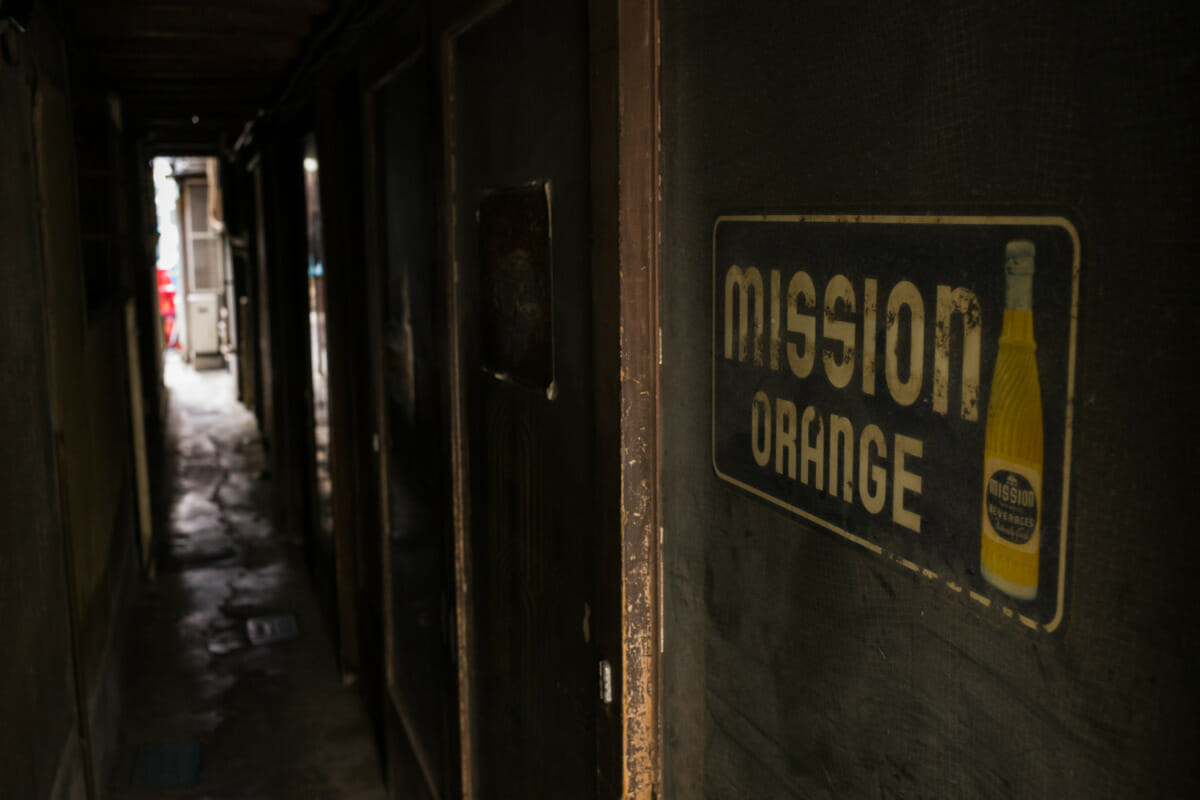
[980,240,1043,600]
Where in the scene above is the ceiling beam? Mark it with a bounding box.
[78,0,333,21]
[114,82,272,102]
[87,62,294,82]
[87,40,300,63]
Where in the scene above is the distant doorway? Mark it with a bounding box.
[151,156,231,371]
[302,134,336,606]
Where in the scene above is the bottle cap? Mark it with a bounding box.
[1006,240,1036,276]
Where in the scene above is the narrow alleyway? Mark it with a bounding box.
[109,355,384,797]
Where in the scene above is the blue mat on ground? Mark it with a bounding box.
[130,741,202,787]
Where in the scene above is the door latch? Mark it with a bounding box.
[598,659,613,705]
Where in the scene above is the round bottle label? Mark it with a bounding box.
[985,468,1039,544]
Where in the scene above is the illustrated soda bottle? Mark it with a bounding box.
[980,240,1043,600]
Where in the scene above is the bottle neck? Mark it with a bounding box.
[1006,272,1033,311]
[1001,268,1036,345]
[1001,308,1036,345]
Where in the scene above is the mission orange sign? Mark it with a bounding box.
[711,215,1079,631]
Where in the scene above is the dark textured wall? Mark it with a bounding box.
[0,17,83,798]
[1,8,148,795]
[660,2,1199,796]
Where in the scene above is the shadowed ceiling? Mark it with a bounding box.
[71,0,340,153]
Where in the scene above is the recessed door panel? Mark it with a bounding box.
[371,53,453,798]
[451,2,597,796]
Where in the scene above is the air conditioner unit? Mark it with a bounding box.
[187,293,220,354]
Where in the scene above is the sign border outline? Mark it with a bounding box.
[710,213,1080,633]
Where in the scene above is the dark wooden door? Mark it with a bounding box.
[447,2,599,796]
[367,52,457,799]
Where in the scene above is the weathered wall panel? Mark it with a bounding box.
[257,137,321,598]
[313,70,368,686]
[1,9,147,794]
[660,2,1199,796]
[35,43,136,705]
[0,17,84,798]
[371,50,453,796]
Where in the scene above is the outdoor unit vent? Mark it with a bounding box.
[188,183,209,233]
[190,238,221,292]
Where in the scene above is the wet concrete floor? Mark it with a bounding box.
[110,355,385,798]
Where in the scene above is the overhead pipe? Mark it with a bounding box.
[1,0,34,31]
[232,0,376,156]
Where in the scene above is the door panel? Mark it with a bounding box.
[450,2,597,795]
[370,52,454,797]
[300,135,334,588]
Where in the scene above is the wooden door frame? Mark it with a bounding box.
[438,0,662,797]
[436,6,508,798]
[361,38,459,799]
[256,133,322,625]
[311,74,366,690]
[586,0,662,797]
[297,123,364,685]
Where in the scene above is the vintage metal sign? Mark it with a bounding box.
[712,215,1079,631]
